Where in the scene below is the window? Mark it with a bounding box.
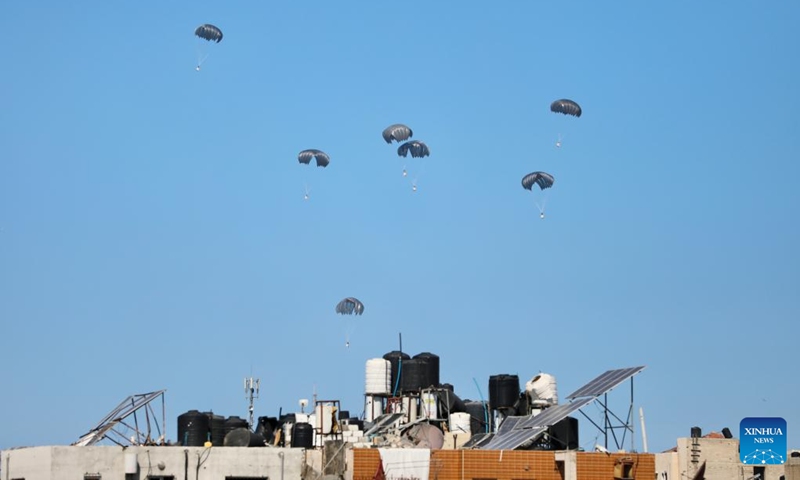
[613,459,635,480]
[753,466,765,479]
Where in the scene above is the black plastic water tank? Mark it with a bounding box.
[547,416,579,450]
[208,413,226,446]
[224,427,266,447]
[514,391,530,416]
[279,413,296,425]
[436,388,466,414]
[338,410,350,420]
[347,418,364,430]
[177,410,210,446]
[291,422,314,448]
[691,426,702,438]
[489,374,520,410]
[256,416,277,444]
[413,352,440,388]
[464,401,491,435]
[401,358,430,393]
[383,351,411,395]
[224,416,249,440]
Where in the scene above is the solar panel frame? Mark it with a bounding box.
[565,366,646,400]
[478,366,647,450]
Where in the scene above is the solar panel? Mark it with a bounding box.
[495,415,523,434]
[481,426,548,451]
[364,412,405,436]
[461,432,494,449]
[566,366,645,400]
[479,398,593,450]
[515,397,594,429]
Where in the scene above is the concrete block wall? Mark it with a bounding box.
[351,447,655,480]
[1,445,306,480]
[575,452,655,480]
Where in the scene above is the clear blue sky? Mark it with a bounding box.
[2,1,798,453]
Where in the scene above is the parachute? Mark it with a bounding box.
[550,99,581,117]
[382,124,413,144]
[336,297,364,315]
[298,149,330,167]
[195,24,223,43]
[522,172,554,219]
[336,297,364,347]
[521,172,555,190]
[194,24,223,70]
[397,140,430,158]
[298,149,329,199]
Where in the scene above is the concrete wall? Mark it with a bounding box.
[654,450,679,479]
[351,447,655,480]
[2,447,54,479]
[785,454,800,480]
[1,445,305,480]
[654,437,787,480]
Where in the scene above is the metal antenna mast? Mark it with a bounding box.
[244,377,260,428]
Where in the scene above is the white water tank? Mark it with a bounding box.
[526,373,558,407]
[315,404,335,434]
[449,412,471,434]
[282,421,293,445]
[364,395,384,422]
[124,452,138,474]
[420,391,438,419]
[402,396,418,423]
[365,358,391,395]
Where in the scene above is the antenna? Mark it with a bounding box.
[244,377,260,428]
[639,406,648,453]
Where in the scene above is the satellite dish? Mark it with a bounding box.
[595,444,610,454]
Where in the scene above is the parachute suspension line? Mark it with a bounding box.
[534,194,549,219]
[195,41,212,70]
[197,52,211,69]
[344,318,352,348]
[410,161,427,193]
[195,43,203,70]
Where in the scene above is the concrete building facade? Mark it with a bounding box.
[654,436,788,480]
[1,445,305,480]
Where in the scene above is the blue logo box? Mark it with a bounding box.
[740,417,787,464]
